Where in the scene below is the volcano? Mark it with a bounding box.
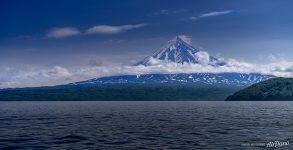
[0,36,275,101]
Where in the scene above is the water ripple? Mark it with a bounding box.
[0,101,292,149]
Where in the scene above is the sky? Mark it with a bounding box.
[1,0,293,88]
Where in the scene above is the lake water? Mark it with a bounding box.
[0,101,292,149]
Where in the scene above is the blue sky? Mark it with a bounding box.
[1,0,293,87]
[1,0,293,66]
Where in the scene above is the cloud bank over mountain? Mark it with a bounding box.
[1,56,293,88]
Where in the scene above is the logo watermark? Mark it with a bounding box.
[266,141,290,148]
[241,140,290,148]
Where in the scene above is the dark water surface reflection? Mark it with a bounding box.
[0,101,292,149]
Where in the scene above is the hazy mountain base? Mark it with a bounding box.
[226,78,293,101]
[0,84,241,101]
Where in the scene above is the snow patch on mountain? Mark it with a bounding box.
[71,73,274,87]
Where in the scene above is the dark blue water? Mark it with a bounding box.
[0,101,292,149]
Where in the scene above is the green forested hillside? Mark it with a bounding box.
[226,78,293,101]
[0,84,239,101]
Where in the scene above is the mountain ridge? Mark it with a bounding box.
[226,77,293,101]
[70,72,274,87]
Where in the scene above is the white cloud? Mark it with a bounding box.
[155,9,169,15]
[177,35,192,44]
[2,55,293,89]
[41,66,72,78]
[146,57,164,65]
[47,27,81,38]
[189,16,198,20]
[195,51,210,65]
[173,9,188,14]
[46,24,147,38]
[86,24,147,34]
[199,10,233,18]
[190,10,233,20]
[147,9,188,16]
[0,66,73,88]
[1,48,293,88]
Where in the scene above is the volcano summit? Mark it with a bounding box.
[135,36,226,66]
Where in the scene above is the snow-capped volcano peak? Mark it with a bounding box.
[135,35,226,66]
[172,35,193,45]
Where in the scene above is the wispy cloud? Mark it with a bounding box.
[189,16,198,20]
[46,24,147,38]
[147,9,188,16]
[200,10,233,18]
[150,9,169,16]
[46,27,81,38]
[86,24,147,35]
[190,10,233,20]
